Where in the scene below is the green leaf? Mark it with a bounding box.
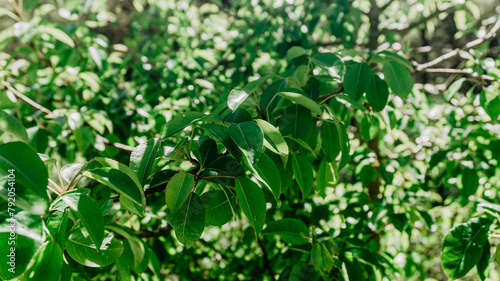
[445,78,465,102]
[344,62,372,100]
[263,218,309,245]
[168,193,206,248]
[372,51,413,70]
[366,75,390,112]
[251,153,281,202]
[0,110,28,142]
[460,168,479,198]
[255,119,289,156]
[38,25,75,47]
[106,224,148,272]
[360,115,380,141]
[235,177,266,234]
[316,160,337,198]
[162,112,206,139]
[291,153,314,198]
[193,138,218,168]
[334,94,369,113]
[201,190,236,226]
[84,167,143,205]
[200,123,242,161]
[477,240,490,281]
[66,230,124,267]
[277,88,322,116]
[165,172,196,213]
[279,105,314,141]
[58,193,104,250]
[383,61,413,99]
[45,209,70,248]
[287,46,308,61]
[60,163,85,185]
[311,242,334,274]
[23,241,63,281]
[441,217,492,279]
[227,89,250,112]
[321,121,342,162]
[229,122,264,165]
[0,142,48,202]
[130,138,161,185]
[259,79,288,116]
[311,52,345,80]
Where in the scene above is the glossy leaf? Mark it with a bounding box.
[0,142,48,201]
[287,46,308,61]
[59,192,104,250]
[235,177,266,234]
[366,75,390,112]
[23,241,63,281]
[255,119,289,156]
[165,172,196,213]
[441,217,492,279]
[277,88,322,116]
[291,153,314,198]
[229,122,263,165]
[321,121,342,162]
[163,112,206,139]
[344,62,372,100]
[251,153,281,201]
[200,123,242,161]
[383,61,413,99]
[168,193,206,248]
[263,218,309,245]
[130,138,161,185]
[201,190,236,226]
[311,52,344,80]
[66,230,124,267]
[0,110,28,142]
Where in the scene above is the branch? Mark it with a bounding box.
[419,68,500,82]
[414,19,500,71]
[380,2,455,35]
[317,86,344,101]
[2,81,52,115]
[1,81,135,152]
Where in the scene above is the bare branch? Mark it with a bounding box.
[381,2,455,35]
[419,68,499,82]
[2,81,53,115]
[1,81,135,152]
[415,19,500,71]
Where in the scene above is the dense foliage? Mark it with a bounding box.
[0,0,500,280]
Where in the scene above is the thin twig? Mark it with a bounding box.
[380,2,455,35]
[414,19,500,71]
[1,81,135,152]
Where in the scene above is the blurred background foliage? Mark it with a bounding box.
[1,0,500,280]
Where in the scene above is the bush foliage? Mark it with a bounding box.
[0,0,500,280]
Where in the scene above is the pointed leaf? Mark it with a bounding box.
[130,138,161,185]
[165,172,196,213]
[344,62,372,100]
[277,89,322,116]
[263,218,309,245]
[201,190,236,226]
[0,110,28,142]
[229,122,263,165]
[383,61,413,99]
[255,119,288,157]
[366,75,390,112]
[311,52,345,80]
[200,123,242,161]
[251,153,281,202]
[235,177,266,234]
[66,230,124,267]
[23,241,63,281]
[162,112,206,139]
[168,193,206,248]
[291,153,313,198]
[441,217,492,279]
